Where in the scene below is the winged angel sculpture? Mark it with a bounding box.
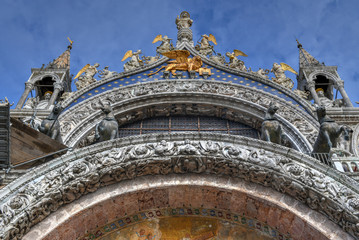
[74,63,99,90]
[195,34,217,56]
[226,49,248,71]
[148,50,203,76]
[121,50,143,71]
[152,34,174,55]
[271,62,297,89]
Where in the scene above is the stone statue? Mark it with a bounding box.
[261,103,282,144]
[95,103,119,143]
[152,35,173,55]
[98,66,117,79]
[226,52,246,71]
[38,103,63,143]
[23,97,37,109]
[195,34,217,56]
[35,92,52,109]
[312,106,351,154]
[316,89,334,107]
[74,63,99,90]
[271,63,294,89]
[122,50,143,71]
[175,11,193,30]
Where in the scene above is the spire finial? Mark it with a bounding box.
[296,39,302,48]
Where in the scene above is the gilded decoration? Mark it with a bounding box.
[148,50,203,76]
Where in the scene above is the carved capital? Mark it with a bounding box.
[25,82,34,89]
[54,82,64,91]
[306,80,316,89]
[336,80,344,88]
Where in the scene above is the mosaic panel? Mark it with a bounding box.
[81,208,292,240]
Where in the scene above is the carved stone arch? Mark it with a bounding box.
[60,91,313,152]
[29,72,61,84]
[1,134,359,239]
[23,175,350,240]
[308,71,339,84]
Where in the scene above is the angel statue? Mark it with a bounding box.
[271,63,297,89]
[148,50,203,76]
[121,50,143,71]
[226,49,248,71]
[74,63,99,90]
[195,34,217,56]
[152,35,174,55]
[98,66,118,79]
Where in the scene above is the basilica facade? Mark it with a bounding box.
[1,11,359,240]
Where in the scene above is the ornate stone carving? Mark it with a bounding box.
[255,68,270,79]
[293,89,310,99]
[209,53,226,65]
[98,66,118,79]
[1,135,359,239]
[58,80,318,149]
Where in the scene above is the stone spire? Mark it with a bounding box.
[297,39,322,68]
[46,42,72,69]
[176,11,194,47]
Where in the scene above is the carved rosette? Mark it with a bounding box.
[1,134,359,239]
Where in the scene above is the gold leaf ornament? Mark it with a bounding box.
[152,34,163,44]
[233,49,248,57]
[280,62,298,75]
[208,34,217,45]
[121,50,133,62]
[74,64,90,79]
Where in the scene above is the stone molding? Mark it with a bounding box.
[1,133,359,239]
[59,80,318,151]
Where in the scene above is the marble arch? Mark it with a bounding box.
[1,134,358,239]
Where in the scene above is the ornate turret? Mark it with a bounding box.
[15,40,73,110]
[175,11,194,47]
[296,40,353,108]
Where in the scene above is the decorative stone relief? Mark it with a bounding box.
[1,135,359,239]
[58,80,318,148]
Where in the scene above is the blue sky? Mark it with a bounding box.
[1,0,358,106]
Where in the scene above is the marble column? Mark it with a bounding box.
[15,82,34,109]
[47,82,63,109]
[336,80,353,107]
[306,81,320,105]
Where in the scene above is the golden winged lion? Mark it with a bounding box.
[148,50,203,76]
